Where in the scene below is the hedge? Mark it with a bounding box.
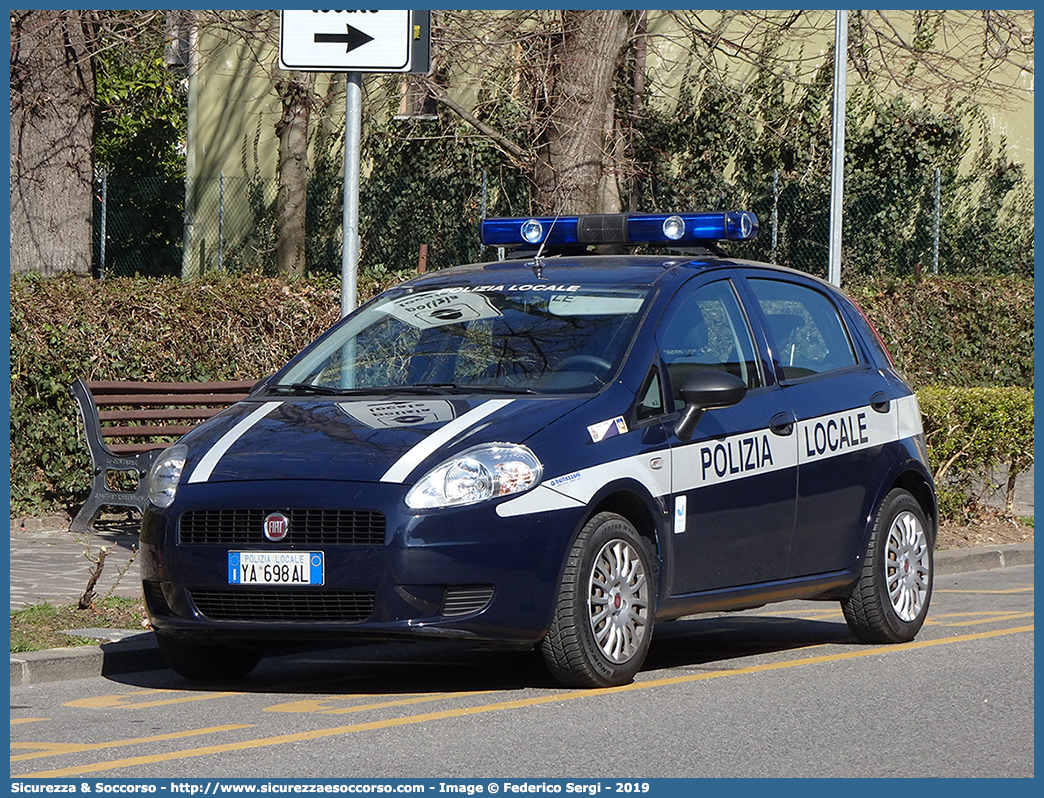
[7,271,1034,519]
[918,385,1034,518]
[846,275,1033,389]
[9,271,398,516]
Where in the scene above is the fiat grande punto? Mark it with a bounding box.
[141,211,937,688]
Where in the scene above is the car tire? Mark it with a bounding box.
[842,488,933,644]
[155,633,263,680]
[541,512,656,688]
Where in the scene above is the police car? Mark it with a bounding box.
[141,211,937,688]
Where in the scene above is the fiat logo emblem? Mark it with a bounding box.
[263,512,289,542]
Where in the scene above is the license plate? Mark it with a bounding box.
[228,551,324,586]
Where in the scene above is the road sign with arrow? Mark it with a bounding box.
[279,10,429,73]
[277,10,431,316]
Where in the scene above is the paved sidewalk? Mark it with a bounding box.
[8,515,1033,687]
[9,518,143,611]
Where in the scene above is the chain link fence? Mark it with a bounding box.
[92,172,183,278]
[93,162,1033,282]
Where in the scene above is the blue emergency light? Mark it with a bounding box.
[479,211,758,250]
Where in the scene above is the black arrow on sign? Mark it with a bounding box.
[314,24,375,53]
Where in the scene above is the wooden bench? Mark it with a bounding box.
[69,378,257,534]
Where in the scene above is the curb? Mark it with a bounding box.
[10,543,1033,687]
[935,541,1034,575]
[10,633,165,687]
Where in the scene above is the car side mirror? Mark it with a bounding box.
[674,370,747,442]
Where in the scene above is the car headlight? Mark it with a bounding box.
[405,443,543,510]
[146,444,188,509]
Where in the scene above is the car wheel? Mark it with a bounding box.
[842,488,933,643]
[541,512,656,688]
[155,633,263,680]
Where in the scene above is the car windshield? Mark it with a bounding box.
[274,283,652,395]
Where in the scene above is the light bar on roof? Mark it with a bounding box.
[479,211,759,249]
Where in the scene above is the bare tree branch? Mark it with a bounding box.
[421,77,529,165]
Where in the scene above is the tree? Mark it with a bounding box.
[8,9,316,278]
[531,10,629,214]
[421,10,638,215]
[10,10,181,277]
[10,10,100,276]
[416,10,1032,219]
[10,10,1031,277]
[274,71,315,277]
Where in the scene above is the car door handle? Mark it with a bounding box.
[769,412,794,436]
[870,391,890,413]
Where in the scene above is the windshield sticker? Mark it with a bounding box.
[338,400,456,429]
[588,416,628,443]
[384,292,502,330]
[548,293,646,316]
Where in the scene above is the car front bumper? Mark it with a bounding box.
[140,479,583,647]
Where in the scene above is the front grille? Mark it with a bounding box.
[441,586,495,617]
[179,509,385,546]
[190,589,375,623]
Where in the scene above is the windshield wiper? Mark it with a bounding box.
[270,382,539,397]
[397,383,457,394]
[269,383,380,397]
[269,382,340,395]
[398,383,538,396]
[459,384,539,395]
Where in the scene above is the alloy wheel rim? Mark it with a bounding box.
[587,539,650,663]
[885,510,930,622]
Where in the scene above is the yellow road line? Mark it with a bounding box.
[20,624,1033,779]
[927,612,1034,628]
[11,725,254,762]
[929,611,1032,618]
[935,588,1033,594]
[264,690,493,715]
[10,719,49,725]
[64,690,245,710]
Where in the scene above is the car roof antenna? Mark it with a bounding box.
[532,214,560,278]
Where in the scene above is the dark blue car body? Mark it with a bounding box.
[142,215,937,687]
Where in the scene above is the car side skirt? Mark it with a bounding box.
[655,568,858,621]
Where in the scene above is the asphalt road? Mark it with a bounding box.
[10,563,1033,780]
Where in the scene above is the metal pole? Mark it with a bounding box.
[480,168,488,218]
[772,169,779,265]
[341,72,363,318]
[933,167,941,275]
[827,9,848,287]
[181,23,199,280]
[99,170,108,279]
[479,168,489,260]
[218,171,224,271]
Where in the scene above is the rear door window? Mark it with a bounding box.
[747,278,858,381]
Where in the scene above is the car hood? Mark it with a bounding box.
[175,394,592,486]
